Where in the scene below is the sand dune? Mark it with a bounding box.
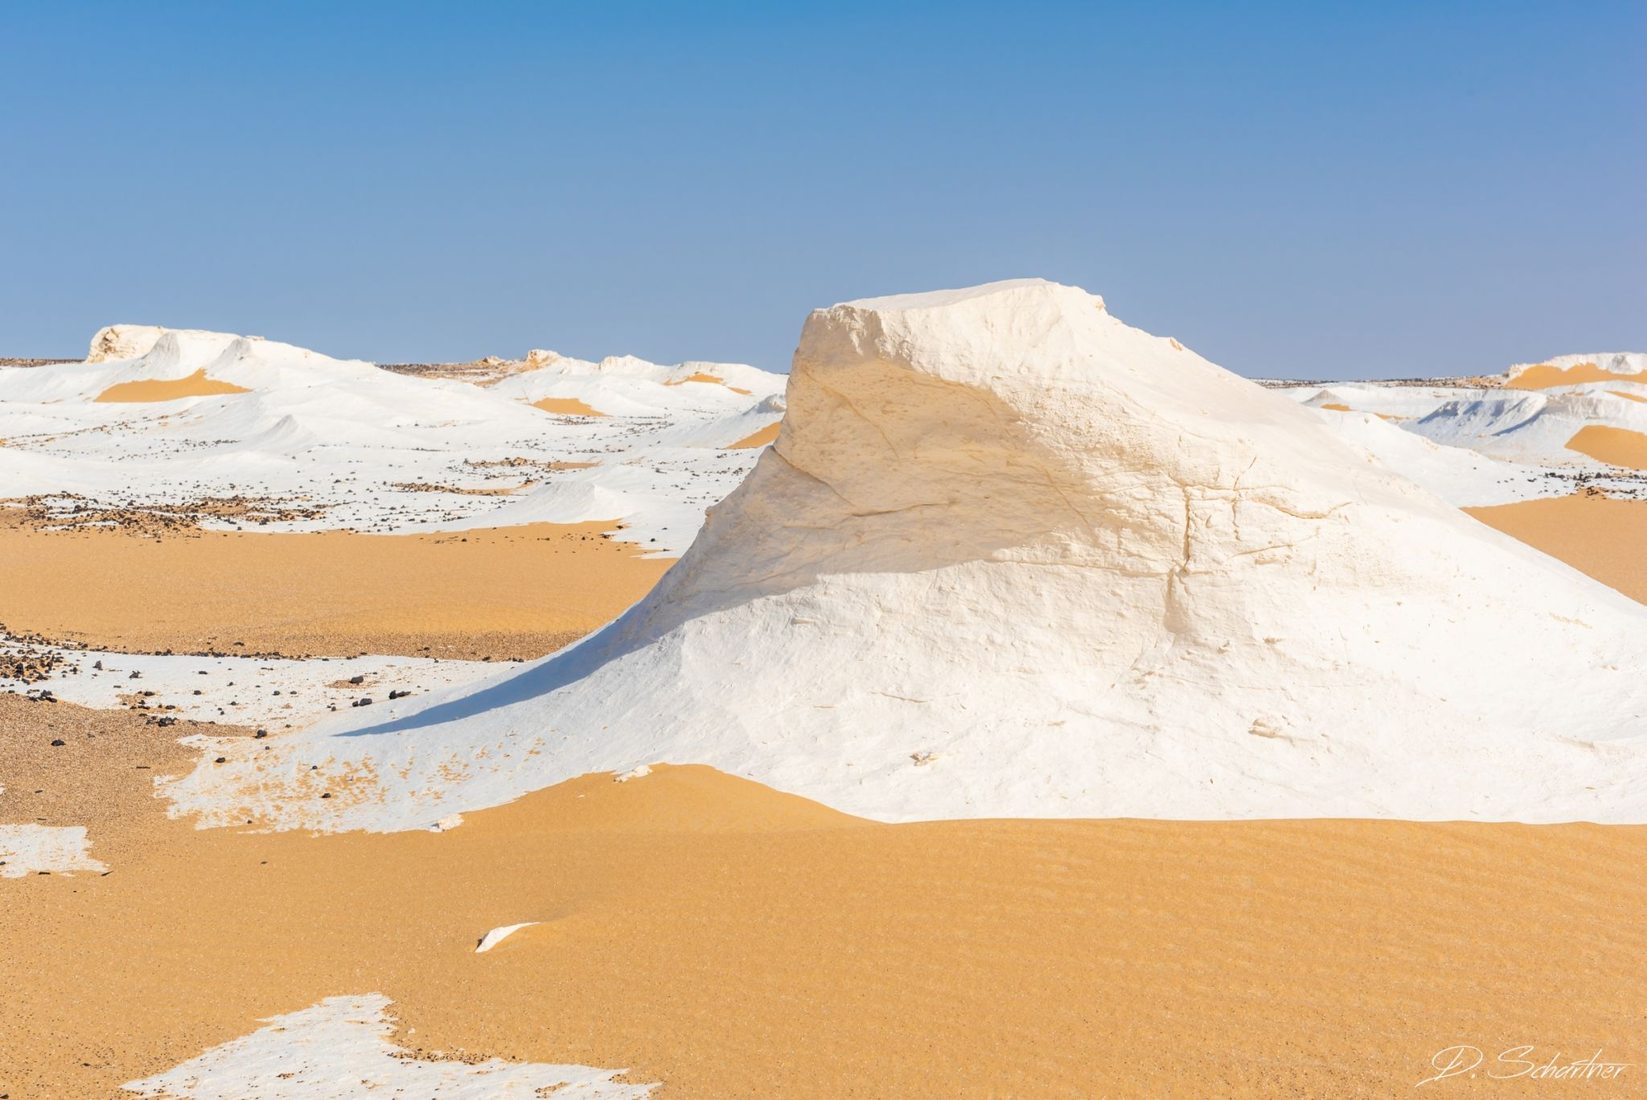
[94,367,251,402]
[727,421,780,448]
[533,395,608,417]
[1468,493,1647,606]
[1,696,1641,1098]
[0,519,669,660]
[1565,424,1647,469]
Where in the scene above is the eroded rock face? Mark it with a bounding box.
[86,323,168,363]
[168,280,1647,830]
[654,280,1438,620]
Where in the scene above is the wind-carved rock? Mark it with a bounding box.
[167,280,1647,831]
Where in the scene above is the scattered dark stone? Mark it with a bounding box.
[320,792,333,799]
[49,738,65,747]
[348,674,366,685]
[156,716,177,727]
[93,660,103,670]
[254,728,268,739]
[214,756,227,764]
[128,670,142,679]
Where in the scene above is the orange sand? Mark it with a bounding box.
[729,422,780,449]
[1506,361,1647,390]
[662,372,752,394]
[1319,402,1352,412]
[0,521,671,660]
[1468,493,1647,605]
[1,694,1642,1098]
[532,396,606,417]
[94,369,251,403]
[1563,425,1647,469]
[1611,390,1647,403]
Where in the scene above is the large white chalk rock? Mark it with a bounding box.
[166,280,1647,829]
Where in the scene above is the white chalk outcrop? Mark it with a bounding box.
[1406,386,1647,467]
[165,280,1647,830]
[86,323,171,363]
[0,325,786,549]
[488,350,785,419]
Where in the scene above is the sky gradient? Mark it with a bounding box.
[2,1,1641,378]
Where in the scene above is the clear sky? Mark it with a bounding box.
[1,2,1640,378]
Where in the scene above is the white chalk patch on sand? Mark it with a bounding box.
[0,823,106,878]
[27,646,501,731]
[475,922,540,953]
[120,993,655,1098]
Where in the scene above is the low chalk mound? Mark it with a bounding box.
[169,280,1647,829]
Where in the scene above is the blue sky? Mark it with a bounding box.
[1,1,1640,377]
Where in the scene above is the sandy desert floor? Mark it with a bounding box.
[2,691,1642,1098]
[0,491,1642,1097]
[0,517,670,661]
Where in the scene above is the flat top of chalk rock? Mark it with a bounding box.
[837,278,1101,313]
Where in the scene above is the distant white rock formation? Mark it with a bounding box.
[1507,351,1647,384]
[166,280,1647,830]
[0,324,787,548]
[86,323,172,363]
